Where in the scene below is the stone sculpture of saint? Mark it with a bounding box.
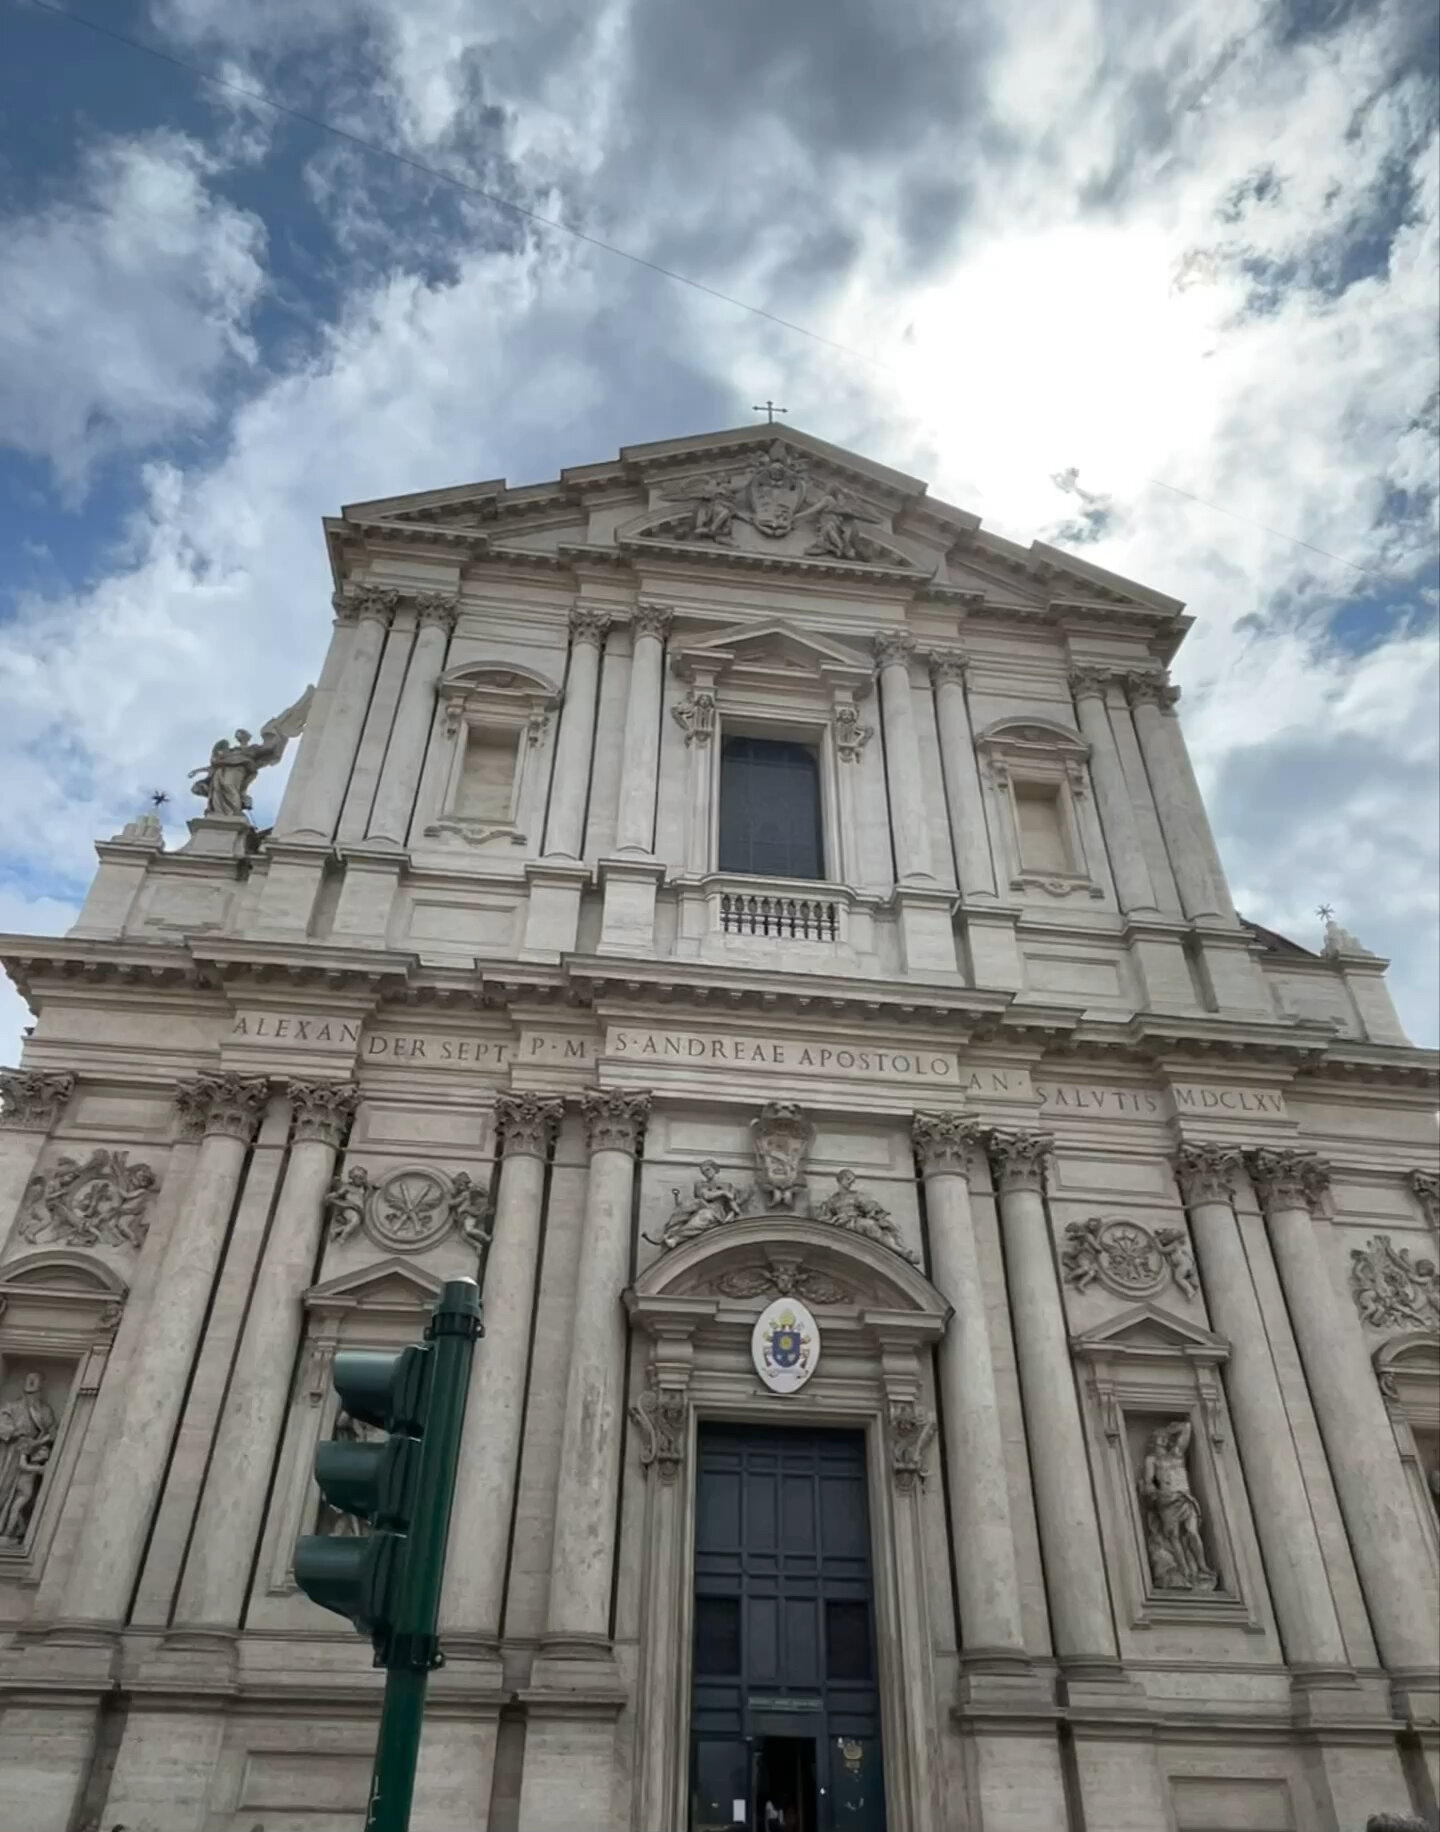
[650,1161,744,1251]
[189,687,314,820]
[1138,1419,1216,1591]
[815,1169,920,1265]
[0,1372,57,1542]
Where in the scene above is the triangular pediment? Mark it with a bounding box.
[304,1257,444,1315]
[1071,1302,1229,1362]
[673,619,873,684]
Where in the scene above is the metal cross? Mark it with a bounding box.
[752,400,788,425]
[150,789,170,808]
[1316,903,1334,921]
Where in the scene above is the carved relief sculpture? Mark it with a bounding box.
[646,1161,745,1253]
[706,1260,851,1305]
[368,1167,457,1251]
[323,1167,372,1244]
[18,1151,158,1250]
[1137,1419,1217,1592]
[1349,1235,1440,1332]
[188,687,314,820]
[660,443,818,543]
[0,1070,74,1131]
[1156,1226,1199,1299]
[0,1372,57,1545]
[750,1101,815,1210]
[832,703,873,761]
[629,1377,687,1483]
[1059,1217,1199,1302]
[814,1170,920,1266]
[800,486,878,560]
[672,689,717,746]
[886,1399,937,1494]
[448,1173,494,1254]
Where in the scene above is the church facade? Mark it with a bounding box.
[0,424,1436,1832]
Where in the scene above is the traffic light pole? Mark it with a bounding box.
[365,1278,482,1832]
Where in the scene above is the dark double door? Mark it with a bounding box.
[690,1424,886,1832]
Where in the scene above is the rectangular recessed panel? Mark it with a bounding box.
[746,1595,779,1683]
[694,1596,742,1676]
[782,1474,815,1552]
[697,1469,742,1551]
[783,1596,820,1687]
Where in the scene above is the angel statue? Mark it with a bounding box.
[799,487,879,561]
[661,473,738,542]
[189,686,315,820]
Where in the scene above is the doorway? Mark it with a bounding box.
[756,1735,817,1832]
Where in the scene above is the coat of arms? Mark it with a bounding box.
[752,1296,820,1394]
[750,1100,815,1211]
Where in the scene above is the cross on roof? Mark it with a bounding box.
[752,399,788,425]
[1315,903,1334,921]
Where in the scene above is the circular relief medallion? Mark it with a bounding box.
[366,1166,452,1252]
[1097,1219,1166,1295]
[751,1297,820,1395]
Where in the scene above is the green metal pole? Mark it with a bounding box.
[365,1278,482,1832]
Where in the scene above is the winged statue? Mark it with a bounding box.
[189,686,315,820]
[797,486,881,560]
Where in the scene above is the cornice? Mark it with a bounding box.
[0,936,200,999]
[190,940,416,996]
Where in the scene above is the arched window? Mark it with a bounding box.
[718,735,824,879]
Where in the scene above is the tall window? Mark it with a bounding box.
[718,735,824,879]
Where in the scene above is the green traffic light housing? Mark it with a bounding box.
[293,1528,401,1643]
[331,1345,430,1434]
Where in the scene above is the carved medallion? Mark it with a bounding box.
[1060,1217,1196,1301]
[366,1167,454,1251]
[19,1150,158,1250]
[1349,1234,1440,1332]
[752,1297,820,1395]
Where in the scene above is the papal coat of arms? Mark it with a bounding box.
[752,1296,820,1395]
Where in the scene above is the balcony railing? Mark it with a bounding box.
[719,891,840,942]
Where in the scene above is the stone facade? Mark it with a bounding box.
[0,424,1436,1832]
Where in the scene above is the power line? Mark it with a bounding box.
[15,0,1431,591]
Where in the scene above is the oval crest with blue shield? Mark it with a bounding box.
[751,1296,820,1395]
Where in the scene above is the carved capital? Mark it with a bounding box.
[289,1081,360,1149]
[1410,1169,1439,1229]
[569,605,611,647]
[1067,664,1116,701]
[174,1072,269,1142]
[1246,1148,1330,1216]
[332,586,401,627]
[985,1128,1052,1194]
[1174,1144,1241,1208]
[495,1092,564,1160]
[1124,670,1181,711]
[928,648,969,688]
[580,1089,652,1156]
[886,1398,937,1494]
[912,1111,982,1176]
[412,592,459,632]
[672,688,716,746]
[0,1070,75,1132]
[629,1375,687,1483]
[873,629,916,669]
[632,601,673,643]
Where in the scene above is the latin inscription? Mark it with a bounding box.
[1037,1083,1163,1115]
[230,1014,360,1046]
[607,1025,959,1084]
[1036,1081,1288,1120]
[1170,1083,1287,1117]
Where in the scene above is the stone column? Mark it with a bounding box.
[0,1071,75,1248]
[366,594,457,847]
[614,603,672,855]
[1126,672,1233,924]
[912,1114,1029,1667]
[1248,1149,1439,1683]
[1068,668,1159,916]
[1173,1145,1350,1674]
[986,1130,1117,1667]
[874,630,933,882]
[281,587,397,842]
[174,1081,359,1630]
[61,1074,269,1625]
[540,1089,651,1659]
[542,608,609,859]
[929,653,996,902]
[442,1093,563,1640]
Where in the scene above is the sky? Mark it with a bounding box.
[0,0,1437,1061]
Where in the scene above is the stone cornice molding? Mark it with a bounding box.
[495,1092,564,1159]
[984,1128,1053,1193]
[1410,1169,1439,1228]
[631,601,674,642]
[580,1088,652,1156]
[569,605,612,647]
[289,1081,360,1149]
[927,649,970,687]
[1174,1144,1242,1208]
[0,1069,76,1132]
[332,585,402,627]
[912,1111,983,1176]
[1123,670,1181,712]
[1245,1147,1331,1215]
[174,1072,270,1142]
[873,629,917,669]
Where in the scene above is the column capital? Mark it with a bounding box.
[873,628,916,669]
[927,648,970,687]
[0,1069,75,1131]
[1067,664,1118,700]
[1411,1168,1439,1228]
[412,591,459,632]
[1124,669,1181,711]
[496,1092,564,1159]
[1174,1142,1242,1207]
[174,1072,270,1142]
[631,601,673,642]
[580,1088,652,1155]
[332,585,400,627]
[1246,1147,1330,1215]
[569,604,612,646]
[913,1110,983,1175]
[985,1128,1052,1193]
[289,1081,359,1148]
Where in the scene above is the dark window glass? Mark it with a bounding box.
[824,1599,872,1680]
[718,736,824,879]
[694,1595,742,1675]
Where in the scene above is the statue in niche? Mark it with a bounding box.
[189,687,314,820]
[814,1169,921,1266]
[324,1166,372,1244]
[647,1161,745,1252]
[448,1173,493,1253]
[750,1101,815,1211]
[1137,1420,1216,1592]
[0,1372,58,1544]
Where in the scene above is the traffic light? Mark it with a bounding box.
[294,1278,481,1832]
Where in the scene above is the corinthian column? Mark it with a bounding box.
[62,1074,269,1625]
[541,1089,651,1656]
[442,1093,564,1641]
[366,594,456,847]
[615,603,672,854]
[1068,668,1158,916]
[1248,1150,1439,1684]
[874,630,933,882]
[913,1114,1028,1665]
[929,654,995,902]
[0,1071,75,1249]
[1126,673,1234,925]
[986,1130,1117,1666]
[1173,1145,1349,1674]
[543,608,609,859]
[282,588,398,842]
[175,1081,359,1630]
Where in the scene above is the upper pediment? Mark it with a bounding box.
[1071,1302,1229,1363]
[304,1257,443,1315]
